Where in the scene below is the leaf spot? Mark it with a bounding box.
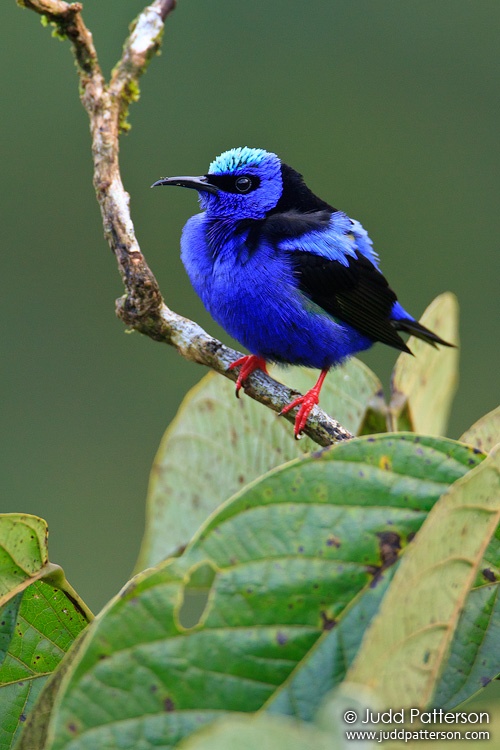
[320,611,337,630]
[482,568,496,582]
[379,455,391,471]
[377,531,401,568]
[326,535,341,548]
[164,697,175,711]
[368,531,402,585]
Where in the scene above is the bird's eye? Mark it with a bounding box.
[235,176,252,193]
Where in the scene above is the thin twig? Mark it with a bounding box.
[16,0,353,446]
[19,0,100,77]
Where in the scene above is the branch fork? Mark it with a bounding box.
[18,0,353,446]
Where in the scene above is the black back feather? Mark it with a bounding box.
[271,163,337,214]
[290,249,412,352]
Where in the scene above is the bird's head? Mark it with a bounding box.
[152,147,283,219]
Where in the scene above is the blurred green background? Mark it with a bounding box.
[2,0,499,620]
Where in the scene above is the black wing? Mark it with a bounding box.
[256,206,452,352]
[290,249,412,352]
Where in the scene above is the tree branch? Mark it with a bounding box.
[17,0,353,446]
[19,0,100,77]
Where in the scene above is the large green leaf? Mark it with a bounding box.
[33,435,481,750]
[346,445,500,709]
[0,514,92,750]
[429,501,500,709]
[390,292,459,435]
[432,582,500,708]
[460,406,500,454]
[136,359,382,570]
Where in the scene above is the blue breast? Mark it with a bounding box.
[180,213,373,368]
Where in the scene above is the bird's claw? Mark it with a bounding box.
[228,355,267,397]
[280,390,320,439]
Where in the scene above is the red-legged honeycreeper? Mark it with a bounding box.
[153,147,452,438]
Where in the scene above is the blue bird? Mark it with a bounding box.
[153,147,452,437]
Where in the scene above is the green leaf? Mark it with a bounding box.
[460,406,500,454]
[0,514,49,602]
[0,514,92,750]
[0,581,90,750]
[390,292,459,435]
[432,583,500,708]
[136,359,382,570]
[346,444,500,709]
[264,565,397,721]
[0,594,23,669]
[14,627,92,750]
[37,435,481,750]
[426,500,500,709]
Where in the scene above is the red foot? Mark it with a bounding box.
[280,369,329,438]
[228,355,268,397]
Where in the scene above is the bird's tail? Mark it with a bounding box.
[393,318,455,348]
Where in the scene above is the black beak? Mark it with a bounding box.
[151,175,219,194]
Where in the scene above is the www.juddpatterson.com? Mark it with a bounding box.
[342,709,490,743]
[345,728,490,743]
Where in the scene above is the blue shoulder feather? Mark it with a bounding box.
[277,211,381,270]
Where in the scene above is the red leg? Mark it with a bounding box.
[228,354,268,397]
[280,368,329,438]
